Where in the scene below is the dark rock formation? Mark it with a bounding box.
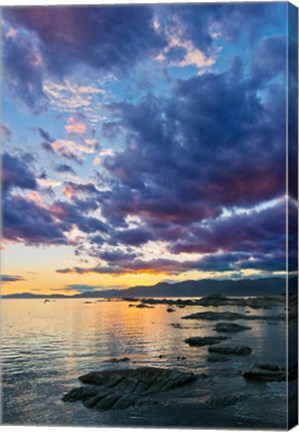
[109,357,130,363]
[243,363,286,381]
[206,393,246,407]
[184,336,228,347]
[208,345,252,356]
[182,312,246,321]
[62,367,196,410]
[214,322,251,333]
[182,311,284,321]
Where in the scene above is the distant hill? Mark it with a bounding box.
[3,276,296,299]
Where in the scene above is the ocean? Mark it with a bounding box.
[1,298,287,428]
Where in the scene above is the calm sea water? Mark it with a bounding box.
[1,299,287,428]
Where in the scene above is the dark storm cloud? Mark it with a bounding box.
[50,201,108,234]
[3,4,282,110]
[2,153,38,193]
[3,31,46,110]
[170,201,286,255]
[56,246,287,276]
[56,258,195,276]
[3,195,68,246]
[194,251,286,273]
[113,227,155,247]
[157,2,282,54]
[98,250,137,263]
[3,6,166,108]
[1,275,25,282]
[102,55,286,227]
[3,4,288,278]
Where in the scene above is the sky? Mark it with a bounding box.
[1,2,296,295]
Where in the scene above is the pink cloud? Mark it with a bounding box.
[65,114,88,134]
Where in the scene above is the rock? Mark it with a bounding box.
[62,367,196,410]
[129,303,154,308]
[214,322,251,333]
[136,303,154,308]
[207,354,230,362]
[184,336,228,347]
[62,385,99,402]
[94,393,121,409]
[196,295,285,309]
[109,357,130,363]
[167,308,175,313]
[197,295,230,307]
[113,394,139,409]
[182,311,284,321]
[206,393,246,407]
[208,345,252,356]
[243,363,286,381]
[171,323,183,329]
[182,312,245,321]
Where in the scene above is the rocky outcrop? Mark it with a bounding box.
[122,295,285,310]
[129,303,154,309]
[62,367,196,410]
[184,336,228,347]
[196,295,284,309]
[206,393,246,407]
[182,312,246,321]
[243,363,286,381]
[182,311,284,321]
[214,322,251,333]
[208,345,252,356]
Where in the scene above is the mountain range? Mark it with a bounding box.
[3,276,297,299]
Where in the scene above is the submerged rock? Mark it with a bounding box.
[206,354,230,362]
[206,393,246,407]
[243,363,286,381]
[182,311,284,321]
[214,322,251,333]
[62,367,196,410]
[167,308,175,313]
[208,345,252,356]
[184,336,228,347]
[182,312,246,321]
[171,323,184,329]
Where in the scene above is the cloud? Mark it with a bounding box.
[1,123,12,141]
[2,153,38,194]
[3,6,166,109]
[54,164,76,175]
[3,195,68,246]
[1,275,25,283]
[61,284,102,293]
[65,113,88,134]
[43,80,106,123]
[2,28,46,110]
[169,200,286,255]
